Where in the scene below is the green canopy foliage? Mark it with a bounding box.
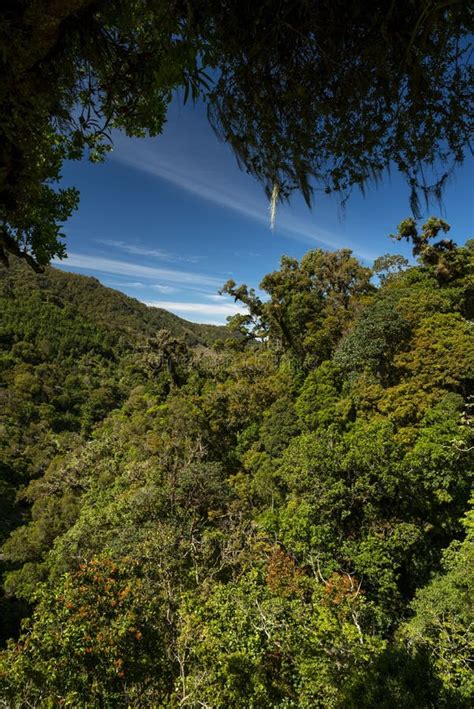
[0,219,473,706]
[401,503,474,702]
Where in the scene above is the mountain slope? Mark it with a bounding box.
[0,259,228,347]
[0,258,229,640]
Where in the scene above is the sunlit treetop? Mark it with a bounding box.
[0,0,473,267]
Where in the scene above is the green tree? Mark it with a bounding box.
[391,217,472,282]
[401,505,474,705]
[295,360,349,431]
[224,248,373,368]
[372,254,410,283]
[1,2,472,265]
[138,330,191,386]
[0,557,172,706]
[334,297,411,385]
[175,560,384,708]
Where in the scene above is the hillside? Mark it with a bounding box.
[0,258,228,347]
[0,259,229,639]
[0,226,473,707]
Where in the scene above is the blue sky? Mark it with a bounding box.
[55,100,474,324]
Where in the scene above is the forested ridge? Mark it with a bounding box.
[0,261,226,639]
[0,219,473,707]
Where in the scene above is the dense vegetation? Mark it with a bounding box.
[0,262,225,640]
[1,1,472,266]
[0,218,473,707]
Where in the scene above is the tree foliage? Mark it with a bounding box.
[1,2,473,265]
[401,504,474,702]
[0,220,473,706]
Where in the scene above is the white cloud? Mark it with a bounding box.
[143,299,246,325]
[106,281,144,287]
[117,151,266,225]
[96,239,199,263]
[53,253,223,289]
[144,300,244,317]
[111,136,379,261]
[151,284,177,293]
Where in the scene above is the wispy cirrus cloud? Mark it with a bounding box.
[53,253,223,289]
[106,280,144,287]
[151,284,178,294]
[111,135,378,261]
[106,281,179,294]
[96,239,200,264]
[206,293,228,301]
[114,146,267,227]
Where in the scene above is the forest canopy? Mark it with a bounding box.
[0,0,473,266]
[0,219,473,706]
